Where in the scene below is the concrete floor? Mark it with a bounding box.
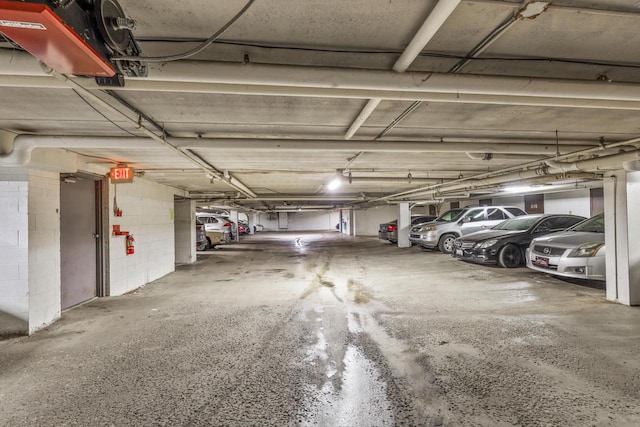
[1,231,640,426]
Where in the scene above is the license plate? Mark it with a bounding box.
[534,256,549,267]
[455,249,463,256]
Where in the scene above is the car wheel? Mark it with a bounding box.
[498,244,523,268]
[438,234,456,254]
[206,237,212,250]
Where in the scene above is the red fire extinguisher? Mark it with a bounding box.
[126,234,135,255]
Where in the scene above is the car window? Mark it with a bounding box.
[436,209,467,222]
[487,208,508,220]
[506,207,527,216]
[493,216,540,230]
[540,216,583,231]
[465,208,486,222]
[570,214,604,233]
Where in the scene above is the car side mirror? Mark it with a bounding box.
[462,217,471,223]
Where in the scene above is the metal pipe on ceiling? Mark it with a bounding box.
[372,135,640,202]
[390,149,640,200]
[344,0,462,140]
[172,137,594,154]
[6,51,640,108]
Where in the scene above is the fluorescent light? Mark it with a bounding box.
[327,177,342,190]
[505,185,533,193]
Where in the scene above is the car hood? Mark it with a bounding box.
[531,230,605,247]
[459,229,523,242]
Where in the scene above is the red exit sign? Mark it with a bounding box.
[110,166,134,183]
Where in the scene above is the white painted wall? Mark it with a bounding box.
[490,195,526,210]
[27,170,61,333]
[355,205,396,236]
[108,177,176,296]
[0,174,29,334]
[257,211,339,231]
[542,188,590,217]
[258,213,280,231]
[282,211,339,231]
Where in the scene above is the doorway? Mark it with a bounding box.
[60,174,105,310]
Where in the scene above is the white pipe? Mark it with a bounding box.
[0,135,159,166]
[172,137,594,154]
[349,177,439,184]
[345,98,381,140]
[466,152,543,161]
[395,150,640,200]
[544,159,580,172]
[393,0,461,72]
[0,134,597,166]
[345,0,460,139]
[7,51,640,107]
[6,72,640,112]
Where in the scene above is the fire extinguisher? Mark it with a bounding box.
[126,234,135,255]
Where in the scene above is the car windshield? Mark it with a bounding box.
[492,216,540,231]
[570,214,605,233]
[435,209,467,222]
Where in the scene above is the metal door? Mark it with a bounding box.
[60,177,97,309]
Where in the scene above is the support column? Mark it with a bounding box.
[230,210,240,242]
[174,199,196,264]
[0,169,29,336]
[398,202,411,248]
[247,213,255,235]
[604,171,640,305]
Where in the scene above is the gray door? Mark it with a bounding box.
[60,178,97,309]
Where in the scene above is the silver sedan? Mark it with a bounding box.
[526,213,605,281]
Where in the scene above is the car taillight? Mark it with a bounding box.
[196,225,203,231]
[224,222,232,227]
[388,225,397,232]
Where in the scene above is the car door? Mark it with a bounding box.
[459,208,487,235]
[483,207,510,229]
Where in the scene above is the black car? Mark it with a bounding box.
[452,214,586,268]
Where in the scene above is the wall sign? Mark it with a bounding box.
[110,166,134,183]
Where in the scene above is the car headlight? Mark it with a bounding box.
[475,239,498,249]
[567,243,604,257]
[418,225,436,232]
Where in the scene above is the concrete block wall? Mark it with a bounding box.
[108,178,176,296]
[0,178,29,333]
[27,170,61,333]
[355,205,397,236]
[286,211,340,231]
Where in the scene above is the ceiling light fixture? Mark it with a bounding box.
[327,177,342,191]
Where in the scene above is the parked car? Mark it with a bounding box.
[196,212,236,241]
[452,214,586,268]
[379,215,437,243]
[409,206,527,254]
[526,213,606,281]
[196,218,208,251]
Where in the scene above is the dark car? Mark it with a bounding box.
[379,215,437,243]
[452,214,586,268]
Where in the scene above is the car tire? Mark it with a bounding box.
[206,237,212,250]
[438,234,456,254]
[497,244,523,268]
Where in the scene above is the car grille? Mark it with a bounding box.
[532,245,566,256]
[454,241,475,249]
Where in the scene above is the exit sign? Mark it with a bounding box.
[110,166,134,183]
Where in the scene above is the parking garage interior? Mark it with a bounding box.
[1,0,640,425]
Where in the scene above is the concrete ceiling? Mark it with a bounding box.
[2,0,640,210]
